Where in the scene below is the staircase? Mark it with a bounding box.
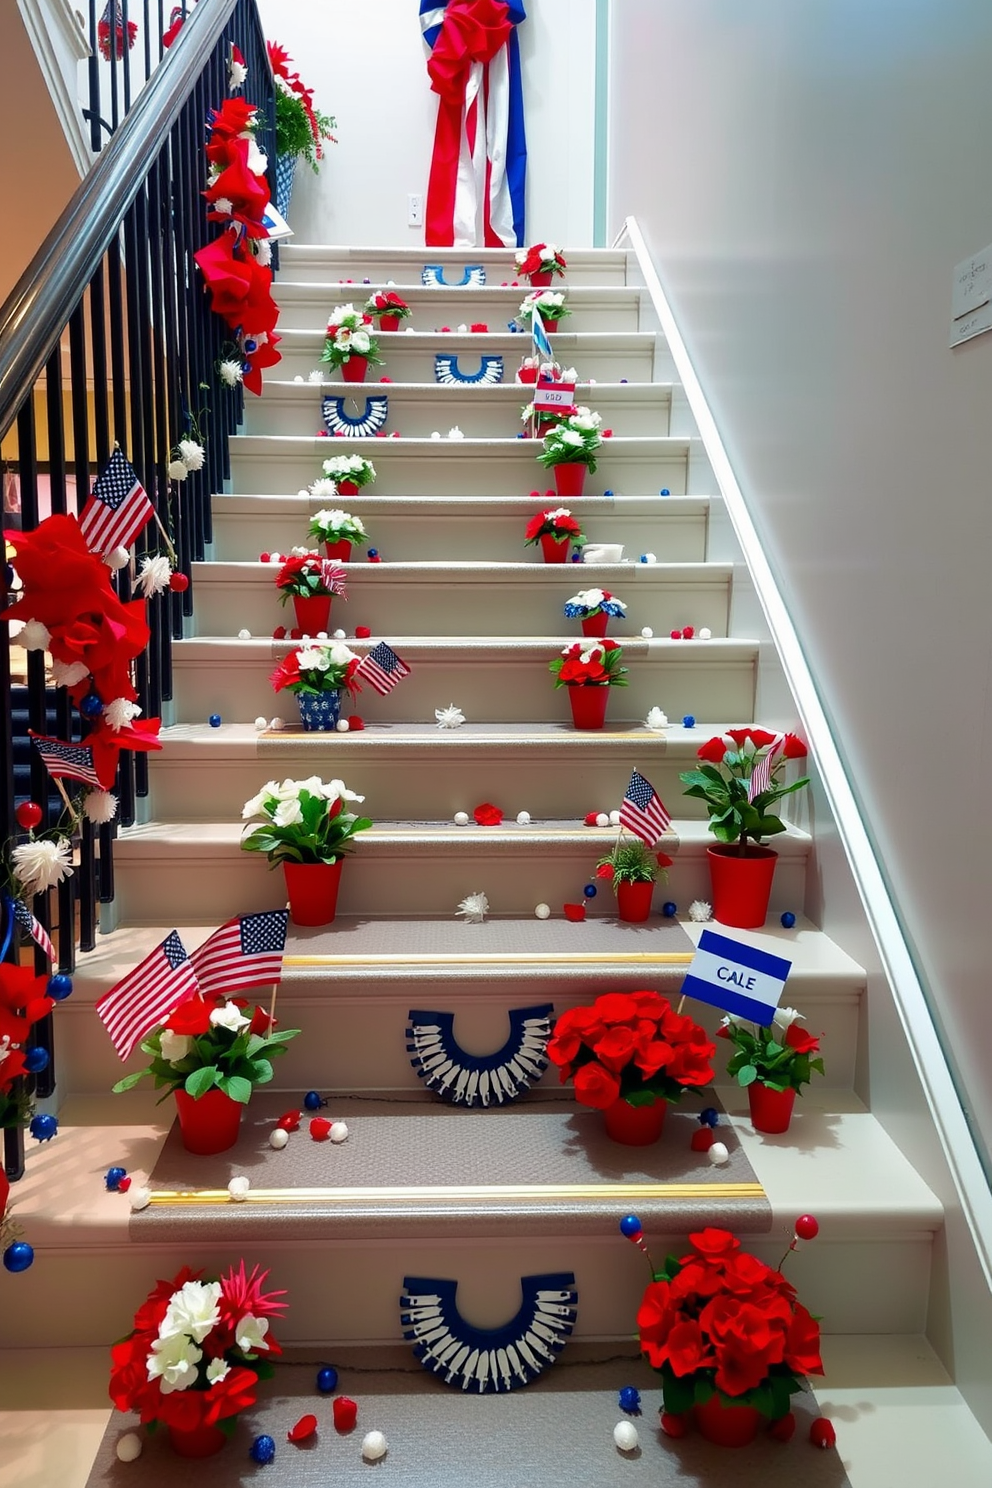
[3,244,992,1487]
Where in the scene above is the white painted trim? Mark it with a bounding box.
[616,212,992,1288]
[17,0,93,178]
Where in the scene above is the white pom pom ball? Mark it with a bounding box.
[708,1142,730,1166]
[430,431,441,440]
[613,1421,639,1452]
[237,628,251,640]
[516,811,531,825]
[269,552,282,563]
[362,1430,388,1462]
[129,1186,151,1212]
[534,903,551,920]
[454,811,469,826]
[609,809,622,827]
[104,547,130,571]
[640,627,653,639]
[595,813,610,828]
[115,1432,143,1462]
[699,627,712,640]
[336,719,350,732]
[269,717,285,731]
[330,1121,349,1143]
[228,1176,251,1201]
[254,716,267,730]
[317,631,328,640]
[333,629,346,640]
[294,374,304,383]
[269,1128,289,1150]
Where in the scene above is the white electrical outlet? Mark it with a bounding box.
[408,194,424,228]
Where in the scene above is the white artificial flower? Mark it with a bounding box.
[159,1029,192,1063]
[167,460,188,481]
[328,303,357,327]
[558,429,584,447]
[543,241,559,259]
[435,704,466,729]
[448,426,464,440]
[229,59,248,89]
[158,1280,222,1344]
[242,782,279,819]
[572,588,606,608]
[218,359,243,388]
[254,237,272,267]
[688,900,712,923]
[104,698,142,732]
[235,1314,271,1353]
[644,707,669,731]
[319,776,364,805]
[326,642,357,668]
[272,796,303,828]
[545,507,571,522]
[211,197,234,217]
[146,1333,201,1393]
[351,331,371,354]
[137,555,172,597]
[456,891,490,924]
[209,1002,251,1033]
[15,620,51,652]
[307,369,325,384]
[205,1357,230,1385]
[560,366,577,381]
[178,439,205,471]
[49,658,90,687]
[719,1012,748,1028]
[12,838,73,894]
[309,480,339,501]
[296,646,331,671]
[83,790,118,824]
[772,1006,805,1030]
[246,138,267,176]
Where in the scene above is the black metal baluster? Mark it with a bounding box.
[121,0,133,114]
[67,308,91,519]
[108,0,120,134]
[86,0,103,151]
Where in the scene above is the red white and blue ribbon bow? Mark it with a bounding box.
[420,0,527,249]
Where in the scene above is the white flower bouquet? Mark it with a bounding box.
[320,454,376,491]
[241,777,372,866]
[538,409,604,471]
[320,303,382,370]
[517,289,571,325]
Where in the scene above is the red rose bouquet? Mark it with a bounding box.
[637,1226,823,1425]
[274,552,347,605]
[365,291,410,326]
[109,1261,286,1440]
[680,728,809,851]
[515,242,567,280]
[547,990,715,1111]
[524,506,586,548]
[549,638,628,689]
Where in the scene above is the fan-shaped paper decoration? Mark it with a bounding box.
[421,264,487,287]
[434,354,504,386]
[400,1273,578,1392]
[406,1004,552,1106]
[321,395,389,438]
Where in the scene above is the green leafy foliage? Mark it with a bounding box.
[722,1018,825,1094]
[111,1016,301,1103]
[597,838,660,891]
[242,789,373,868]
[275,91,336,170]
[679,748,808,849]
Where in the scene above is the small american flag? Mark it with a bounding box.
[8,895,55,962]
[747,735,784,803]
[30,733,101,788]
[79,449,153,556]
[619,769,672,848]
[355,641,411,696]
[189,911,289,998]
[96,930,199,1060]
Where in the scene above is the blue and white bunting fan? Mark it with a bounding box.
[401,1273,578,1392]
[321,395,389,438]
[434,354,504,386]
[406,1004,553,1106]
[421,263,487,287]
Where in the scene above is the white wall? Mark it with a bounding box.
[256,0,596,247]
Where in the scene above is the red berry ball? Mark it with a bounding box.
[309,1117,332,1141]
[563,903,586,922]
[768,1412,796,1442]
[273,626,287,640]
[169,572,189,592]
[681,625,694,639]
[809,1417,836,1450]
[349,716,365,731]
[278,1110,301,1132]
[670,630,682,640]
[660,1411,687,1438]
[259,552,270,563]
[355,625,372,638]
[690,1127,716,1152]
[15,801,43,831]
[333,1397,358,1432]
[795,1213,819,1240]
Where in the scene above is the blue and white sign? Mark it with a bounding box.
[680,929,792,1025]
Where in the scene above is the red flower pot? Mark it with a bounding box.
[693,1393,763,1448]
[707,844,778,929]
[378,314,401,331]
[518,367,539,385]
[545,318,558,334]
[341,355,368,383]
[616,879,654,923]
[540,532,570,564]
[283,858,344,927]
[168,1422,229,1458]
[581,612,609,637]
[528,270,554,286]
[293,593,332,635]
[337,479,360,495]
[602,1096,666,1146]
[324,539,352,562]
[554,462,586,498]
[748,1081,796,1134]
[567,685,609,731]
[174,1087,243,1156]
[0,1168,9,1222]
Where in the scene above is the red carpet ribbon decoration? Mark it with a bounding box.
[420,0,528,248]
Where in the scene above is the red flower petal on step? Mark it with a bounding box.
[278,1110,301,1131]
[656,852,674,867]
[603,429,613,438]
[563,903,587,922]
[349,716,365,730]
[117,1175,132,1191]
[670,630,682,640]
[273,626,286,640]
[584,812,599,826]
[287,1413,318,1442]
[333,1397,358,1432]
[473,803,503,826]
[309,1118,332,1141]
[809,1418,836,1449]
[471,322,488,332]
[355,625,372,638]
[690,1128,715,1152]
[596,863,615,880]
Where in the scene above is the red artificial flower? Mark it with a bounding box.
[783,1302,824,1376]
[87,715,162,790]
[726,727,778,750]
[572,1060,620,1109]
[781,732,808,759]
[204,139,270,234]
[665,1320,716,1377]
[470,322,488,332]
[473,803,503,827]
[784,1024,820,1055]
[592,1025,638,1073]
[164,996,213,1036]
[688,1228,742,1262]
[595,862,614,880]
[162,13,185,47]
[249,1006,273,1036]
[697,735,729,763]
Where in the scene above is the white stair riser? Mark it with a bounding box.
[189,566,731,641]
[273,288,642,334]
[210,498,708,565]
[276,248,631,286]
[279,335,658,383]
[170,648,757,726]
[108,839,808,922]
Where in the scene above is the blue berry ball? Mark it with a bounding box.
[79,693,103,719]
[603,488,614,498]
[619,1214,642,1238]
[619,379,628,385]
[23,1047,49,1074]
[105,1166,127,1191]
[249,1434,276,1464]
[30,1113,58,1142]
[368,548,378,559]
[619,1386,641,1414]
[47,974,73,1001]
[682,715,695,729]
[638,554,649,564]
[660,488,671,496]
[780,911,796,929]
[583,884,597,899]
[208,714,222,728]
[2,1241,34,1273]
[316,1365,339,1393]
[700,1107,720,1128]
[662,901,677,918]
[242,361,253,374]
[244,338,258,353]
[570,551,583,562]
[303,1090,324,1111]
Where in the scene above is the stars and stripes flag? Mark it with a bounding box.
[619,769,672,848]
[355,641,411,696]
[747,735,785,803]
[79,448,153,556]
[531,310,552,363]
[8,895,55,962]
[420,0,527,248]
[189,911,289,998]
[96,930,199,1060]
[29,733,101,788]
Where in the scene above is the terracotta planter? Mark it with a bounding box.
[602,1096,666,1146]
[341,355,368,383]
[337,479,360,495]
[168,1422,229,1458]
[581,612,609,637]
[707,844,778,929]
[616,879,654,923]
[324,539,352,562]
[539,532,570,564]
[378,314,401,331]
[693,1393,763,1448]
[174,1087,243,1156]
[567,685,609,731]
[293,593,332,635]
[518,367,539,385]
[748,1081,797,1134]
[554,462,586,498]
[296,689,341,732]
[283,858,344,927]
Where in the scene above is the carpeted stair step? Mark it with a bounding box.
[277,242,633,285]
[272,281,644,333]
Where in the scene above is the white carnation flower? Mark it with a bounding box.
[296,646,331,671]
[209,1002,251,1033]
[218,359,243,388]
[15,620,51,652]
[558,429,584,447]
[167,460,188,481]
[435,704,466,729]
[178,439,205,471]
[644,707,669,732]
[309,481,339,502]
[688,900,712,923]
[307,369,324,384]
[12,838,73,894]
[83,790,118,824]
[351,331,371,354]
[456,891,489,924]
[49,658,90,687]
[246,138,267,176]
[572,588,605,608]
[229,59,248,89]
[254,237,272,267]
[137,555,172,597]
[104,698,142,732]
[159,1030,192,1063]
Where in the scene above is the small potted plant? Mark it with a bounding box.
[636,1225,824,1446]
[515,242,567,286]
[320,453,376,496]
[679,730,809,929]
[546,990,715,1145]
[321,303,382,383]
[596,840,668,922]
[549,638,627,731]
[719,1007,824,1134]
[110,1260,287,1457]
[564,587,627,638]
[307,507,369,562]
[112,996,300,1155]
[269,638,362,732]
[518,289,571,334]
[524,505,586,564]
[365,290,410,331]
[241,776,372,926]
[538,409,603,498]
[274,550,347,635]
